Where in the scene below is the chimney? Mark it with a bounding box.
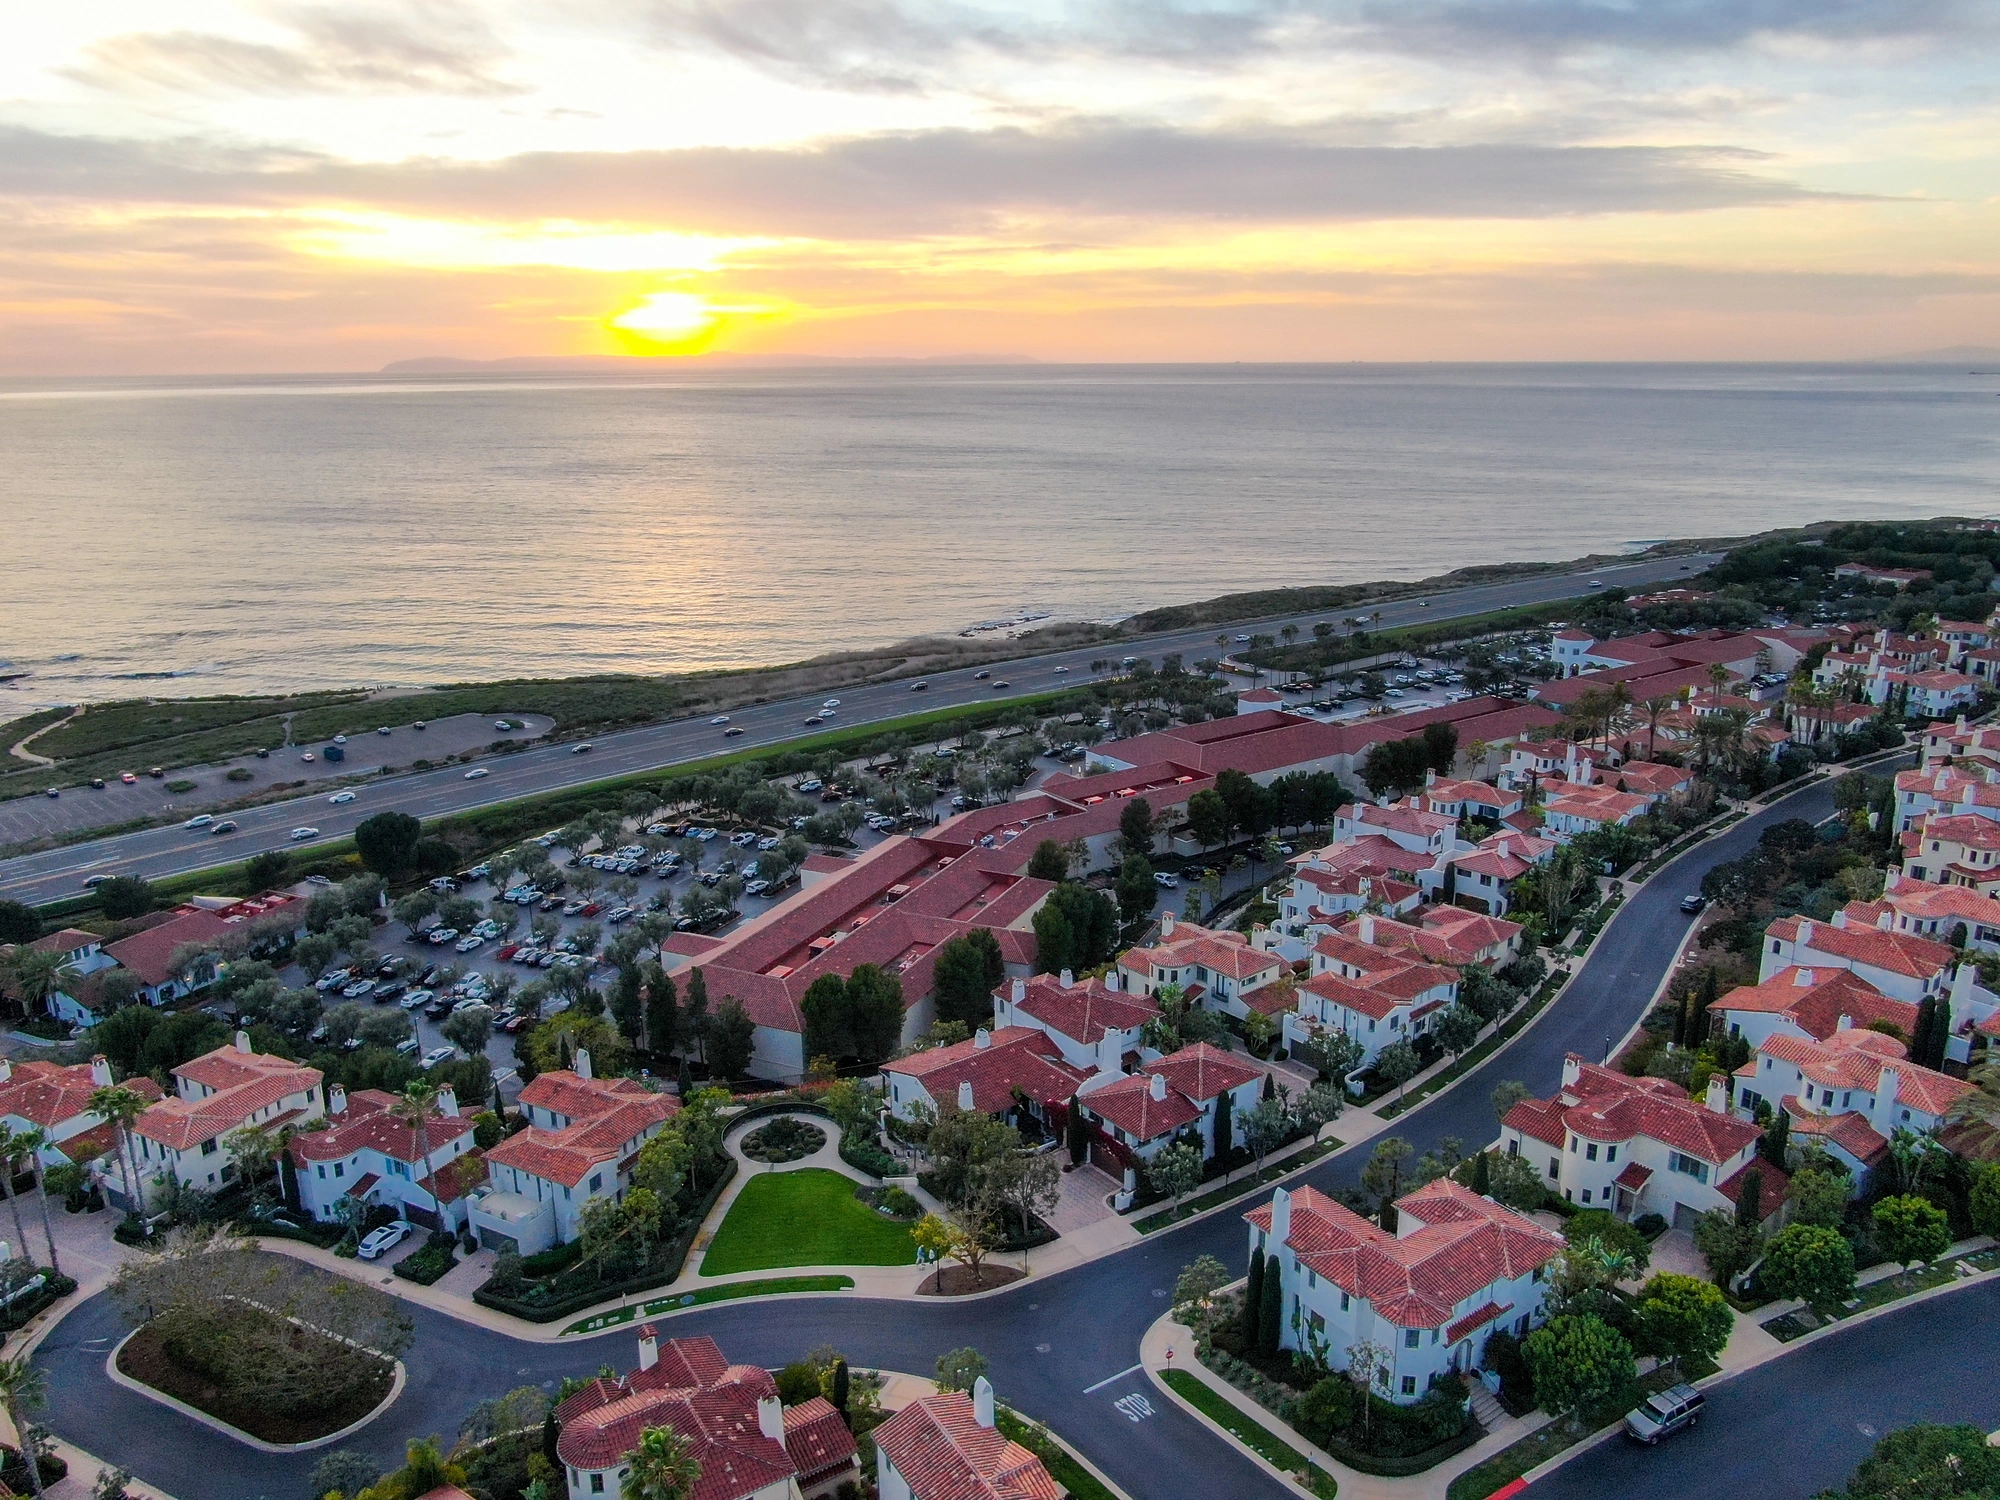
[1011,978,1027,1004]
[1359,913,1376,946]
[973,1376,996,1429]
[1060,968,1074,989]
[575,1048,593,1080]
[1425,769,1437,788]
[1795,968,1814,987]
[1149,1071,1167,1101]
[1797,920,1814,948]
[973,1028,991,1050]
[1161,912,1176,939]
[329,1083,348,1116]
[757,1393,784,1443]
[1831,909,1849,930]
[1836,1014,1853,1034]
[1097,1030,1121,1073]
[1270,1184,1293,1248]
[89,1054,111,1087]
[1106,970,1120,993]
[438,1086,460,1117]
[1878,910,1895,930]
[234,1029,252,1055]
[637,1324,659,1372]
[957,1080,975,1111]
[1705,1074,1728,1114]
[1561,1054,1582,1089]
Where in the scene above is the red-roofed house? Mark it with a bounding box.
[102,907,236,1008]
[874,1378,1058,1500]
[881,1026,1087,1133]
[1904,813,2000,895]
[1442,832,1556,917]
[555,1328,859,1500]
[1246,1178,1564,1398]
[119,1033,325,1208]
[473,1053,679,1254]
[291,1083,483,1232]
[1073,1042,1264,1166]
[1287,914,1459,1071]
[0,1053,161,1168]
[1498,1054,1765,1227]
[1708,966,1918,1052]
[1732,1027,1971,1176]
[1115,913,1284,1020]
[991,970,1158,1073]
[1760,912,1952,1005]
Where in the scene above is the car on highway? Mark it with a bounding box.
[464,767,489,779]
[494,720,512,731]
[823,699,840,708]
[1588,578,1605,588]
[184,815,213,829]
[290,826,319,841]
[805,715,824,726]
[724,726,744,736]
[1052,665,1068,673]
[992,680,1010,690]
[120,772,137,784]
[356,1220,412,1260]
[1235,634,1251,643]
[301,751,315,762]
[973,669,990,679]
[572,743,592,754]
[83,874,110,889]
[910,680,927,690]
[210,820,238,834]
[710,715,730,725]
[328,791,356,804]
[1625,1384,1703,1445]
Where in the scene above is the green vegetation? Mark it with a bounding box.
[994,1409,1120,1500]
[1761,1246,2000,1341]
[560,1274,855,1334]
[1817,1421,2000,1500]
[1159,1369,1338,1499]
[701,1169,919,1275]
[1133,1136,1342,1233]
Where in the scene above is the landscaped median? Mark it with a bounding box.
[561,1275,857,1335]
[1134,1136,1344,1234]
[1158,1368,1340,1499]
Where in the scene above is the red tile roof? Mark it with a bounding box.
[485,1070,678,1188]
[882,1027,1086,1113]
[1082,1072,1202,1142]
[1004,974,1157,1046]
[1145,1041,1262,1103]
[134,1042,320,1152]
[103,908,236,987]
[0,1060,157,1131]
[872,1391,1060,1500]
[1503,1055,1758,1164]
[1768,916,1953,981]
[288,1089,476,1166]
[1711,967,1916,1040]
[1246,1179,1563,1329]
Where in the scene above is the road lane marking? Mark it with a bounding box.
[1083,1363,1144,1394]
[1112,1393,1155,1422]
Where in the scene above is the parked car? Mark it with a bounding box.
[400,989,433,1010]
[1625,1385,1704,1445]
[427,927,459,945]
[454,934,485,953]
[120,772,138,784]
[1153,872,1180,888]
[314,968,352,993]
[356,1220,413,1260]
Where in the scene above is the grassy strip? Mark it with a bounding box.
[1135,1136,1343,1234]
[1444,1369,1688,1500]
[1760,1247,2000,1342]
[995,1410,1120,1500]
[1160,1369,1338,1498]
[561,1274,856,1334]
[1378,972,1568,1120]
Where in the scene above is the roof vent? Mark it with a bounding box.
[1795,968,1814,987]
[1149,1072,1168,1101]
[973,1028,991,1050]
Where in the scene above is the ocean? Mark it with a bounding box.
[2,362,1996,711]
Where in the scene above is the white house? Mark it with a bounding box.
[1498,1055,1767,1228]
[880,1025,1086,1135]
[471,1053,678,1255]
[1759,914,1952,1006]
[1286,915,1459,1072]
[555,1329,858,1500]
[1734,1027,1971,1179]
[1074,1041,1264,1165]
[874,1378,1058,1500]
[990,971,1158,1073]
[290,1084,483,1232]
[0,1054,160,1169]
[1116,914,1285,1021]
[1245,1179,1565,1400]
[120,1033,325,1207]
[1708,965,1918,1053]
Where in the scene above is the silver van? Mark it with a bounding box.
[1625,1384,1705,1445]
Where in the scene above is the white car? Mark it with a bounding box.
[290,826,319,841]
[454,934,485,953]
[709,715,730,725]
[1153,872,1180,888]
[400,989,433,1010]
[823,699,840,708]
[427,927,460,945]
[328,791,356,804]
[356,1220,413,1260]
[420,1046,457,1070]
[465,767,489,780]
[183,814,212,829]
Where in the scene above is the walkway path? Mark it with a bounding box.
[7,707,79,766]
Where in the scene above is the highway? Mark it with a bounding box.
[0,551,1715,908]
[32,759,1884,1500]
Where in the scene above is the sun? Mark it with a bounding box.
[606,292,718,353]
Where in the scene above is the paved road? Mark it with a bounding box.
[33,765,1879,1500]
[0,553,1716,907]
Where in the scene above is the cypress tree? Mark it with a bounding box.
[1242,1250,1265,1346]
[1215,1086,1234,1164]
[831,1358,850,1422]
[1670,989,1687,1048]
[1471,1148,1491,1197]
[1735,1166,1763,1228]
[1909,998,1934,1070]
[1763,1108,1790,1168]
[1262,1072,1276,1102]
[1690,968,1719,1048]
[1258,1256,1284,1357]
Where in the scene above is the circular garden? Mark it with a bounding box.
[741,1117,827,1163]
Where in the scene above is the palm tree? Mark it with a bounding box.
[7,1130,58,1277]
[0,1128,30,1268]
[1,950,73,1024]
[1639,693,1679,762]
[1707,661,1729,710]
[390,1081,442,1228]
[623,1425,702,1500]
[223,1120,283,1207]
[0,1353,50,1497]
[87,1085,150,1215]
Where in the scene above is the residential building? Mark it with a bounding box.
[1499,1055,1767,1227]
[1073,1041,1264,1167]
[1287,915,1459,1071]
[1116,914,1285,1020]
[0,1054,160,1170]
[1709,966,1917,1053]
[1540,783,1652,841]
[555,1329,858,1500]
[1441,832,1555,917]
[120,1033,325,1207]
[1759,913,1952,1005]
[881,1025,1086,1134]
[290,1084,484,1232]
[19,928,119,1028]
[1834,563,1932,590]
[1245,1179,1565,1398]
[1843,869,2000,954]
[1904,814,2000,895]
[1331,907,1524,970]
[1732,1028,1971,1178]
[990,970,1158,1073]
[471,1053,678,1255]
[874,1378,1059,1500]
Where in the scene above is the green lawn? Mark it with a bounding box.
[562,1275,855,1334]
[701,1169,919,1276]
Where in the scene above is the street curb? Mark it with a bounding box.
[103,1327,408,1454]
[1142,1361,1325,1500]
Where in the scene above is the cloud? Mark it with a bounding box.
[0,121,1848,237]
[70,1,523,97]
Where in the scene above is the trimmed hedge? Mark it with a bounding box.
[839,1136,895,1179]
[392,1233,459,1286]
[473,1158,739,1323]
[0,1272,77,1334]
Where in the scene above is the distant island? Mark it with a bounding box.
[1866,344,2000,364]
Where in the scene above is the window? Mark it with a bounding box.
[1668,1152,1710,1184]
[316,1165,326,1179]
[1585,1143,1598,1161]
[333,1162,344,1178]
[1547,1158,1559,1179]
[1340,1291,1350,1311]
[1582,1189,1592,1203]
[1404,1329,1421,1349]
[1401,1376,1417,1396]
[1569,1137,1577,1153]
[1900,1109,1911,1122]
[1606,1146,1617,1163]
[590,1476,604,1494]
[201,1138,218,1156]
[589,1173,603,1194]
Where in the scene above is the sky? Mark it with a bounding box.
[3,0,1998,372]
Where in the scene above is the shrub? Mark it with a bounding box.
[520,1241,582,1277]
[1288,1376,1357,1446]
[226,767,254,782]
[1482,1329,1534,1411]
[879,1187,921,1218]
[1632,1212,1668,1240]
[840,1136,896,1179]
